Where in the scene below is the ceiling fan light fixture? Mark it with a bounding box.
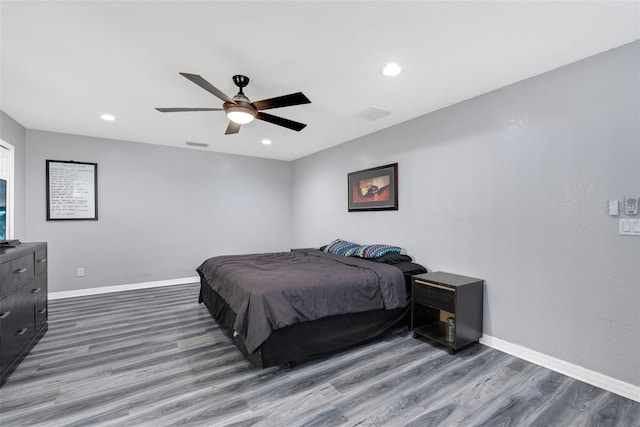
[227,111,255,124]
[225,105,256,124]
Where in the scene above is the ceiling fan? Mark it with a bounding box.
[156,73,311,135]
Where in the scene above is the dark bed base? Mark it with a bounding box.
[199,279,409,368]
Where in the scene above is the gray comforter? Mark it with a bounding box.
[196,249,407,353]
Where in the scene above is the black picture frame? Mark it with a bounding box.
[46,160,98,221]
[348,163,398,212]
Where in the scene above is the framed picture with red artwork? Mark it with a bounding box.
[348,163,398,212]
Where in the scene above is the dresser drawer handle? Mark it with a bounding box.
[31,288,42,294]
[37,258,47,263]
[38,308,47,315]
[17,328,28,336]
[0,311,11,320]
[16,267,28,274]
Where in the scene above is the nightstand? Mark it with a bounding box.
[411,272,483,354]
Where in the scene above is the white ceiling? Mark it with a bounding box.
[2,1,639,161]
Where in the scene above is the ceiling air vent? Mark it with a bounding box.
[185,141,209,148]
[354,107,391,121]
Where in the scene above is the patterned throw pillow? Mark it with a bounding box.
[323,239,361,256]
[353,244,402,259]
[342,246,361,257]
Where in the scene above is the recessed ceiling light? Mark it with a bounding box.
[382,62,401,77]
[261,139,272,146]
[100,114,116,121]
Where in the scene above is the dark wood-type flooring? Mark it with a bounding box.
[1,283,638,426]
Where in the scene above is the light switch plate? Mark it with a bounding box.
[608,200,619,216]
[619,218,640,236]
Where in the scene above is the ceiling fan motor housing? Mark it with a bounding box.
[226,76,256,122]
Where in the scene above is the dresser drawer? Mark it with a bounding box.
[30,275,48,332]
[34,248,47,276]
[0,287,35,372]
[29,274,47,299]
[413,280,455,312]
[35,295,48,333]
[1,253,35,295]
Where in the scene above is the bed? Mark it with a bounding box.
[197,244,427,368]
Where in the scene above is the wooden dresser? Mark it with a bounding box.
[0,242,48,386]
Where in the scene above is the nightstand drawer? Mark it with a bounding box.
[413,280,454,312]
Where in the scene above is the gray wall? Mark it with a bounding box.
[0,111,27,238]
[291,42,640,386]
[25,131,292,291]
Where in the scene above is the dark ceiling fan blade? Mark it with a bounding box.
[255,112,307,131]
[155,107,223,112]
[225,121,241,135]
[251,92,311,111]
[179,73,235,103]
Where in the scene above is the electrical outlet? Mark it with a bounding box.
[77,267,85,277]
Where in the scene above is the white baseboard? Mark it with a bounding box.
[480,335,640,403]
[48,276,200,300]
